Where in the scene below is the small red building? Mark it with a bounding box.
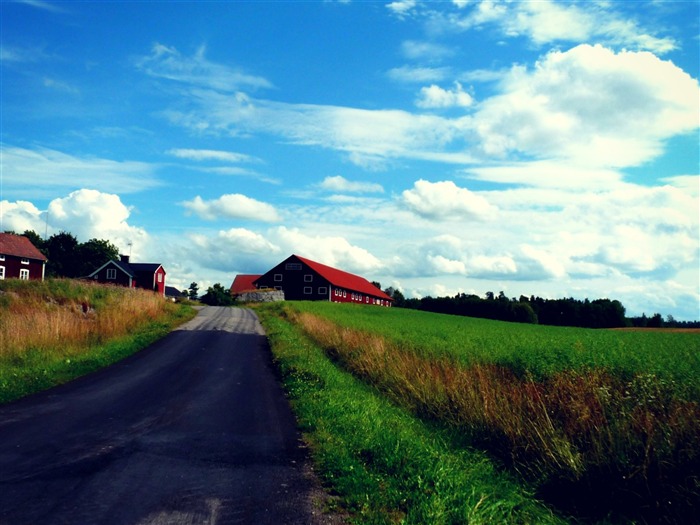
[252,254,393,306]
[88,255,166,296]
[230,274,262,296]
[0,233,48,281]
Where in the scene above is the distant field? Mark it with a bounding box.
[261,301,699,524]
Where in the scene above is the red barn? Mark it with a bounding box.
[253,254,393,306]
[0,233,48,281]
[88,255,166,296]
[230,274,262,296]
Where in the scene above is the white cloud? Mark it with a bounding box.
[386,0,417,18]
[272,226,383,275]
[401,40,453,61]
[387,65,451,83]
[181,194,281,222]
[473,44,700,167]
[2,189,149,257]
[318,175,384,194]
[0,145,161,197]
[166,148,260,163]
[402,179,496,220]
[416,82,473,108]
[136,43,272,92]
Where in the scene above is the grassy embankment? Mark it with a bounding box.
[257,301,699,524]
[0,279,196,404]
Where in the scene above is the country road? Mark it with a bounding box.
[0,306,341,525]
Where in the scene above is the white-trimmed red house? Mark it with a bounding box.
[0,233,48,281]
[88,255,166,296]
[252,254,393,307]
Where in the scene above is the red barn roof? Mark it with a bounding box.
[294,255,393,301]
[231,274,262,294]
[0,233,48,261]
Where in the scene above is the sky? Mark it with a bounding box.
[1,0,699,320]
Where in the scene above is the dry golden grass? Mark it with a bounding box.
[0,279,174,362]
[291,310,700,510]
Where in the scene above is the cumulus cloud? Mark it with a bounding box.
[271,226,383,275]
[186,228,281,272]
[473,44,699,167]
[318,175,384,194]
[0,145,161,197]
[402,179,495,220]
[181,194,281,222]
[401,40,453,61]
[386,0,417,18]
[387,65,451,84]
[2,189,149,256]
[416,82,473,109]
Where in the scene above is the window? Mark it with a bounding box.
[0,266,4,280]
[274,286,282,290]
[274,274,283,282]
[0,254,5,261]
[19,269,29,280]
[304,274,313,282]
[285,263,302,270]
[157,273,163,282]
[318,287,327,295]
[107,269,117,280]
[304,287,312,294]
[21,258,29,265]
[343,290,347,298]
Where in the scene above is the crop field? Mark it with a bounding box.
[258,301,699,524]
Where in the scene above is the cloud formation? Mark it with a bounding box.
[181,194,281,222]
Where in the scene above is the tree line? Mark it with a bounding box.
[382,287,698,329]
[7,230,120,279]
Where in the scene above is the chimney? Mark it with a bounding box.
[120,254,130,263]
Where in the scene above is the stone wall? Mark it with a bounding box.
[235,290,285,303]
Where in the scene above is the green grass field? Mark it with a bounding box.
[258,301,700,524]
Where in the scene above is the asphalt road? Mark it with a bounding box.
[0,306,340,525]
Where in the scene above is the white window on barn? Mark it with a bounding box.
[107,268,117,280]
[343,290,347,298]
[19,269,29,280]
[304,287,312,294]
[285,263,302,270]
[158,273,163,282]
[318,287,327,295]
[21,258,29,265]
[0,266,4,279]
[274,274,283,282]
[0,254,5,261]
[304,274,313,282]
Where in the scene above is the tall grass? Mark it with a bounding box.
[278,303,699,524]
[0,279,194,403]
[258,304,564,524]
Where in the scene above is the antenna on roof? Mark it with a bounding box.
[127,241,133,257]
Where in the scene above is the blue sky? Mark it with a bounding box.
[1,0,698,320]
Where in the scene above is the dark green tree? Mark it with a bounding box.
[78,238,119,277]
[200,283,235,306]
[44,231,80,277]
[188,282,199,300]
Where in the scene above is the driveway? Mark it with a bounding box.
[0,306,341,524]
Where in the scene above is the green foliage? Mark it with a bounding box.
[199,283,235,306]
[188,282,199,300]
[257,304,563,524]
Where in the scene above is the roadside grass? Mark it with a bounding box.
[257,302,564,525]
[0,279,196,404]
[261,302,699,524]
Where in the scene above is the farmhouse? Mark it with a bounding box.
[0,233,48,281]
[88,255,166,296]
[251,254,393,306]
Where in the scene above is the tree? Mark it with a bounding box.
[188,282,199,301]
[45,231,80,277]
[78,238,119,277]
[200,283,235,306]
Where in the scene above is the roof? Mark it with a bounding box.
[88,259,162,278]
[130,263,164,274]
[165,286,184,298]
[0,233,48,262]
[231,274,262,294]
[293,255,393,301]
